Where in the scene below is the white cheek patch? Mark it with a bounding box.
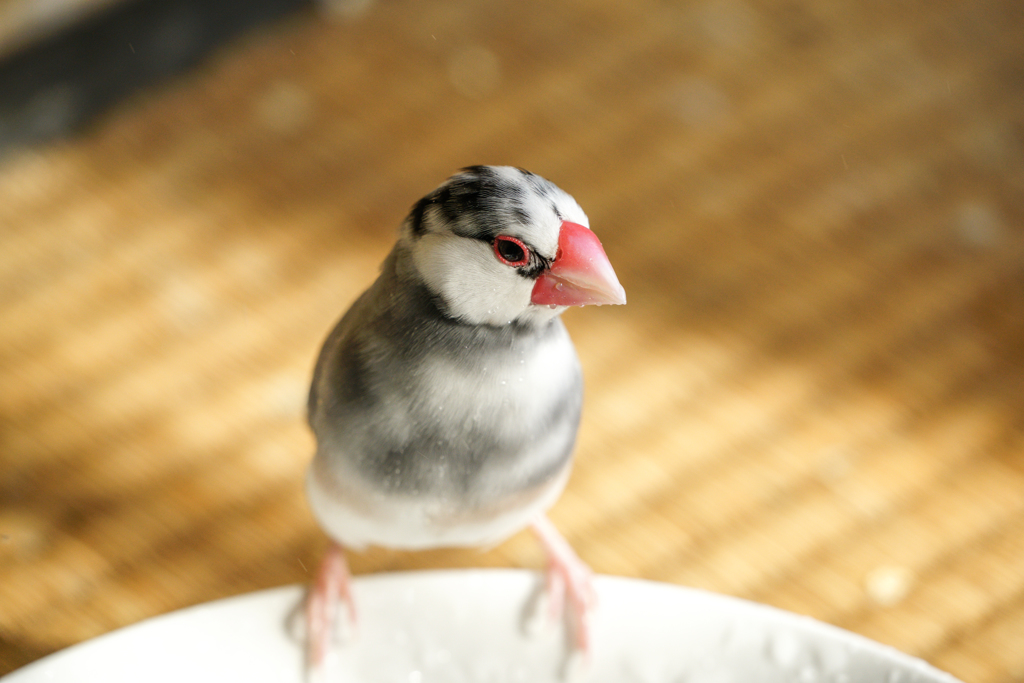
[412,233,536,326]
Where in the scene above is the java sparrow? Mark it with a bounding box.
[304,166,626,672]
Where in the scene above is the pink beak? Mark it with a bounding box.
[531,221,627,307]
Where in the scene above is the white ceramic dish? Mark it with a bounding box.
[4,570,960,683]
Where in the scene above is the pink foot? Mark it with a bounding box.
[305,543,356,674]
[531,516,597,657]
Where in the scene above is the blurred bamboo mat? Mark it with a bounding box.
[2,0,1023,680]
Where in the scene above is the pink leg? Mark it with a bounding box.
[305,543,356,672]
[531,516,597,654]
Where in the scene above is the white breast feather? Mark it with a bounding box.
[307,325,580,550]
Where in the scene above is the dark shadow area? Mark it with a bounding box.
[0,0,313,159]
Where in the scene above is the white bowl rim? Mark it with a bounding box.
[3,568,962,683]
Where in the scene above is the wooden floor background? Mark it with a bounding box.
[2,0,1023,679]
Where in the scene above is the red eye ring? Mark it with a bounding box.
[492,235,530,267]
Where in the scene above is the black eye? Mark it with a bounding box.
[493,235,530,267]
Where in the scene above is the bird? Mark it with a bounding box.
[303,165,626,674]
